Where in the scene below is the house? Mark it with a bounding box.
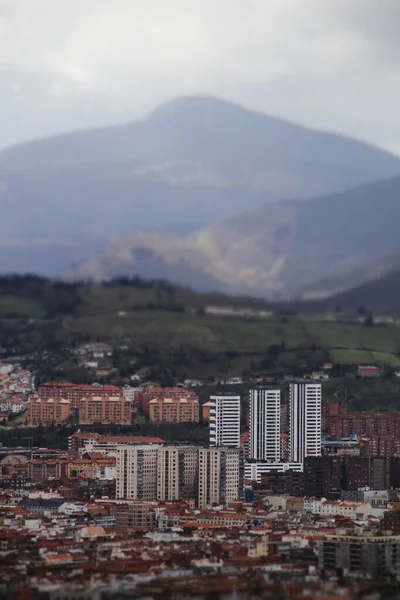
[357,365,381,378]
[311,371,330,381]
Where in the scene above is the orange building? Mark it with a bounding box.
[79,396,132,425]
[137,386,198,416]
[149,395,199,423]
[202,401,211,423]
[28,396,70,426]
[39,382,123,410]
[325,406,400,438]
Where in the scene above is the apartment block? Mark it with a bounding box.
[79,395,132,425]
[38,382,123,410]
[209,394,241,448]
[149,395,199,423]
[27,396,70,426]
[137,386,198,417]
[198,447,241,509]
[304,456,390,499]
[319,535,400,578]
[157,446,198,501]
[249,388,280,462]
[289,382,321,464]
[116,446,159,500]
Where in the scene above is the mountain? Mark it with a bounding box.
[1,95,400,276]
[300,266,400,314]
[66,176,400,301]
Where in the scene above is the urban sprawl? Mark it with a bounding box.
[1,359,400,598]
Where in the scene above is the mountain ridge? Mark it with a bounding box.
[1,95,400,284]
[65,175,400,302]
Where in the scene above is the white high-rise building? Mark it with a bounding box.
[289,382,321,464]
[209,394,240,448]
[249,388,280,462]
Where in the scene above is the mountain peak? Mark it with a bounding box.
[146,95,251,125]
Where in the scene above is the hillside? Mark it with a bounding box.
[2,277,400,388]
[1,96,400,276]
[68,176,400,301]
[301,266,400,314]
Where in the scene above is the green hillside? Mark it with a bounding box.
[1,276,400,384]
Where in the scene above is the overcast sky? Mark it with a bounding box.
[1,0,400,153]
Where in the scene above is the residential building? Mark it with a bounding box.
[325,406,400,438]
[28,460,63,482]
[82,436,164,458]
[122,386,141,403]
[209,394,241,448]
[304,456,390,499]
[157,446,198,501]
[79,395,132,425]
[137,386,198,417]
[249,388,280,462]
[198,447,241,508]
[149,395,199,423]
[244,461,303,483]
[202,401,211,423]
[318,534,400,578]
[38,382,123,410]
[116,446,159,500]
[27,397,70,426]
[357,365,381,378]
[289,382,321,464]
[68,432,101,453]
[240,431,250,459]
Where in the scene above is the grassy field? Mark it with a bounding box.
[2,276,400,381]
[0,296,44,318]
[53,310,400,379]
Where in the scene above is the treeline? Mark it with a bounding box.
[0,421,209,450]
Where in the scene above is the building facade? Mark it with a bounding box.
[149,396,199,423]
[157,446,198,501]
[27,397,70,426]
[198,447,241,509]
[79,395,132,425]
[137,386,198,417]
[38,382,123,410]
[209,394,241,448]
[116,446,159,500]
[304,456,390,499]
[319,535,400,578]
[289,382,321,464]
[249,388,280,462]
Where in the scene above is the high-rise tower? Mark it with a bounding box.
[249,388,280,462]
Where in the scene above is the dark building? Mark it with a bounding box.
[304,456,389,499]
[389,457,400,488]
[253,471,304,498]
[382,510,400,535]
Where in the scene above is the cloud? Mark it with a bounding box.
[0,0,399,152]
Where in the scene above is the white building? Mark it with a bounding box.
[244,461,303,483]
[289,382,321,465]
[123,386,141,402]
[209,394,240,448]
[249,388,280,462]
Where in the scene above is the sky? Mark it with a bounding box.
[1,0,400,153]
